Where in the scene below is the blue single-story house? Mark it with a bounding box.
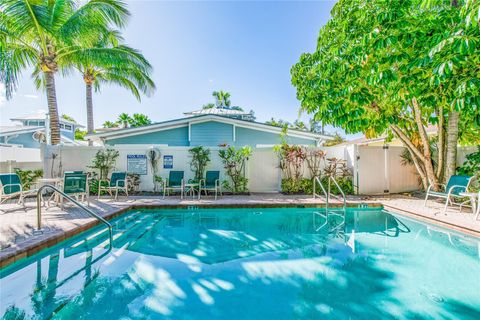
[88,115,331,147]
[0,113,84,148]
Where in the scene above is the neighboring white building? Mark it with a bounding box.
[0,113,84,147]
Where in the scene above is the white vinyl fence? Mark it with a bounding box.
[0,146,42,172]
[354,145,418,195]
[40,144,477,194]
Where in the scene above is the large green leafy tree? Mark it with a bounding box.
[291,0,479,189]
[73,30,155,143]
[0,0,129,145]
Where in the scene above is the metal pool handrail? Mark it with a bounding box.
[36,184,113,246]
[313,176,329,210]
[329,176,347,208]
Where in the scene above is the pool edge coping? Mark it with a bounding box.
[1,201,478,269]
[383,204,480,238]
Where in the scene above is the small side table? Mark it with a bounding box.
[459,192,479,220]
[184,183,199,199]
[38,178,63,207]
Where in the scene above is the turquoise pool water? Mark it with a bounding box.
[0,207,479,319]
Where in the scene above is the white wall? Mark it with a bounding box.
[0,146,42,172]
[41,144,476,194]
[42,145,228,191]
[457,146,478,166]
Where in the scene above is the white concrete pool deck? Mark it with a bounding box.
[1,193,479,267]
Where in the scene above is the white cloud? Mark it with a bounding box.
[22,94,39,99]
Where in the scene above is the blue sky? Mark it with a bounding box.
[0,0,343,134]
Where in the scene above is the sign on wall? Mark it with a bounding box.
[127,154,147,175]
[163,155,173,169]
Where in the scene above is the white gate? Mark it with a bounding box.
[356,145,418,194]
[248,148,281,193]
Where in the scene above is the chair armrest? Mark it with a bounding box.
[199,179,205,187]
[215,179,220,187]
[426,183,446,192]
[163,179,168,188]
[447,184,468,195]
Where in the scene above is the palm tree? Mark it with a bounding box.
[202,103,215,109]
[129,113,152,127]
[73,30,155,143]
[212,90,231,108]
[0,0,129,144]
[102,120,118,128]
[117,113,131,128]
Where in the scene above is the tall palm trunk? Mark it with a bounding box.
[445,110,459,179]
[85,79,94,146]
[44,71,61,145]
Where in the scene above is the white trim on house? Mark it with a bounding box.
[0,126,43,137]
[94,124,189,141]
[86,114,332,143]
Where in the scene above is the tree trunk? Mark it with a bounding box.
[86,82,94,146]
[412,98,439,188]
[436,105,445,181]
[445,110,459,179]
[390,123,438,190]
[408,147,428,190]
[44,71,61,145]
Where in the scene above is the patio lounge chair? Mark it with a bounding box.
[163,171,184,199]
[424,175,473,213]
[63,172,89,206]
[0,173,38,210]
[98,172,128,200]
[199,171,222,200]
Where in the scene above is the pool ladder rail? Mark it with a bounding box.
[313,176,347,210]
[36,184,113,247]
[313,176,347,236]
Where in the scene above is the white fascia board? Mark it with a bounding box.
[102,124,189,141]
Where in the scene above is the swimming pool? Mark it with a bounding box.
[1,207,479,319]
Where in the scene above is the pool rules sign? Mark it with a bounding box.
[127,154,147,175]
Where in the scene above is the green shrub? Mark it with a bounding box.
[457,147,480,191]
[14,168,43,190]
[189,146,211,182]
[218,146,252,194]
[88,178,109,195]
[281,177,353,195]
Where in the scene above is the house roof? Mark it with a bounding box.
[0,125,43,137]
[184,108,251,116]
[0,126,83,145]
[86,114,333,142]
[10,112,84,127]
[340,125,438,146]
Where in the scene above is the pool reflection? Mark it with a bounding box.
[1,208,479,319]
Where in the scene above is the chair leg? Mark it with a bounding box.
[215,188,217,201]
[115,188,118,201]
[163,188,166,200]
[443,197,450,214]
